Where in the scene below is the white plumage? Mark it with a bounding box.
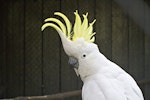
[42,11,144,100]
[81,52,144,100]
[72,44,144,100]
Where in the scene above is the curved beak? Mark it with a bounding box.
[68,56,79,68]
[68,56,79,76]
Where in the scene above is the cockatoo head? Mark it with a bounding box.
[42,10,99,78]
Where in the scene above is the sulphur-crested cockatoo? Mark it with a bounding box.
[41,10,144,100]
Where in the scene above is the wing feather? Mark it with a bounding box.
[82,66,144,100]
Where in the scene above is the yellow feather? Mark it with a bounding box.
[81,13,88,36]
[82,13,88,30]
[54,12,72,36]
[41,23,61,32]
[86,19,96,37]
[91,19,96,25]
[85,24,93,39]
[41,11,96,43]
[90,32,96,37]
[90,36,95,42]
[44,18,66,35]
[74,10,82,38]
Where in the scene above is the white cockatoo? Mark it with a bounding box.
[41,10,144,100]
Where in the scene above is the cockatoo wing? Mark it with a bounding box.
[117,73,144,100]
[82,74,127,100]
[82,70,144,100]
[82,80,105,100]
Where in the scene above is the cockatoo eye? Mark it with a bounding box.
[81,54,86,59]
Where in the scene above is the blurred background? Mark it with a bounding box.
[0,0,150,100]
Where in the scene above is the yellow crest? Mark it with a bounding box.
[41,10,96,43]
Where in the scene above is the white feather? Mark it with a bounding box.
[81,55,144,100]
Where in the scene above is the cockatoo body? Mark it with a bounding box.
[41,10,144,100]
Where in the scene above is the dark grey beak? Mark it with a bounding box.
[68,56,79,68]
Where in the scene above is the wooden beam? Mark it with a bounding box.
[4,80,150,100]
